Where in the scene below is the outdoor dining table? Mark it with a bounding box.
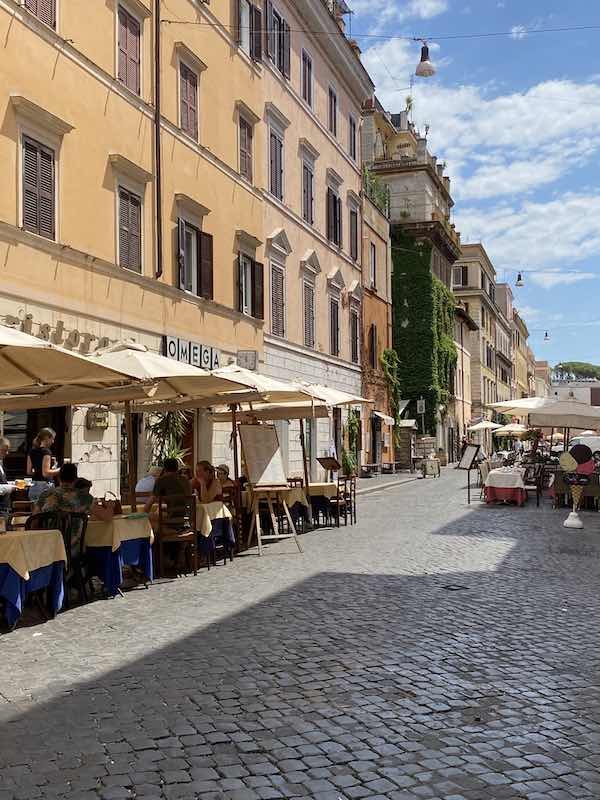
[196,501,236,560]
[0,529,66,626]
[484,467,527,506]
[85,513,154,596]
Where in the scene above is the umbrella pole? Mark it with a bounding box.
[299,418,312,527]
[231,404,239,481]
[125,401,137,512]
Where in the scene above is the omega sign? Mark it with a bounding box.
[163,336,220,370]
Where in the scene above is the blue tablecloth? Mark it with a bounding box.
[0,561,64,627]
[87,537,153,596]
[198,518,235,560]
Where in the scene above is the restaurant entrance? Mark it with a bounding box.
[2,407,67,479]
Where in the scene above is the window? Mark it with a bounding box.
[269,130,284,200]
[24,0,56,28]
[301,50,313,107]
[179,62,198,140]
[118,6,141,95]
[265,3,290,78]
[22,136,55,241]
[326,187,342,246]
[238,253,264,319]
[328,87,337,136]
[370,242,377,288]
[177,219,213,299]
[239,117,253,182]
[349,208,358,261]
[329,295,340,356]
[351,309,360,365]
[368,323,377,369]
[302,161,314,224]
[239,1,262,60]
[453,265,468,287]
[349,114,357,160]
[271,264,285,337]
[303,281,315,349]
[118,187,142,272]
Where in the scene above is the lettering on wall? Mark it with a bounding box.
[3,314,115,354]
[163,336,220,370]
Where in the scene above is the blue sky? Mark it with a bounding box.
[347,0,600,367]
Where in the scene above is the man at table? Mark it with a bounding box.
[0,437,16,523]
[144,458,191,517]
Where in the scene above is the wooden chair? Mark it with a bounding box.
[287,477,304,488]
[221,484,242,549]
[330,477,356,527]
[478,460,491,499]
[523,464,543,507]
[155,494,198,578]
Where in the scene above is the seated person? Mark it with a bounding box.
[35,464,114,556]
[216,464,235,489]
[192,461,223,503]
[144,458,192,528]
[179,466,193,480]
[135,465,162,495]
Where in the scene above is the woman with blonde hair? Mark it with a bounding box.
[192,460,223,503]
[27,427,61,502]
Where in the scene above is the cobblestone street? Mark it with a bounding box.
[3,469,600,800]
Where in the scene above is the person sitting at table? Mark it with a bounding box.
[179,466,193,480]
[0,437,16,524]
[192,461,223,503]
[143,458,191,515]
[135,465,162,495]
[216,464,235,489]
[27,427,61,502]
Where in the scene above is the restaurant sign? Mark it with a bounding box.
[163,336,220,370]
[4,313,115,353]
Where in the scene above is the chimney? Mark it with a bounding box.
[436,163,444,177]
[443,176,450,191]
[416,136,427,161]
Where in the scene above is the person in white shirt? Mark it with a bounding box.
[135,465,162,494]
[0,437,16,521]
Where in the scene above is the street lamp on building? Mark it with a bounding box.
[544,331,550,342]
[415,41,436,78]
[515,271,524,288]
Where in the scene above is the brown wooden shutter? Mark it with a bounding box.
[22,136,55,240]
[180,64,198,139]
[336,196,342,246]
[177,218,186,288]
[251,260,264,319]
[180,65,189,135]
[235,0,242,44]
[38,146,55,240]
[118,8,128,85]
[240,118,252,181]
[25,0,56,28]
[326,188,334,241]
[283,19,291,78]
[271,265,285,337]
[119,189,141,272]
[199,231,213,300]
[330,298,339,356]
[119,189,130,268]
[126,11,140,94]
[350,210,357,260]
[264,0,274,58]
[22,138,40,234]
[251,5,262,61]
[304,282,314,348]
[270,134,277,196]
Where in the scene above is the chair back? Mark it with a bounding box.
[68,512,90,561]
[479,460,491,484]
[288,477,304,488]
[157,493,196,533]
[26,510,73,569]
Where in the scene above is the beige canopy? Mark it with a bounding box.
[209,401,331,423]
[301,383,372,407]
[493,423,529,437]
[468,420,502,432]
[491,396,600,429]
[0,325,138,392]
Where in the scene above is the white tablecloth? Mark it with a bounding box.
[485,467,526,490]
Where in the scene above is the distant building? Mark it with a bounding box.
[535,361,552,397]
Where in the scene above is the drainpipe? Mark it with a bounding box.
[154,0,163,278]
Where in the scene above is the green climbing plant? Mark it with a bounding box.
[347,408,361,462]
[390,226,458,435]
[363,165,390,217]
[380,347,402,444]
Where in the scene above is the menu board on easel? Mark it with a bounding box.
[239,424,287,487]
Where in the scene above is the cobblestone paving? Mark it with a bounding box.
[2,470,600,800]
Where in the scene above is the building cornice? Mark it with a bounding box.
[0,221,264,329]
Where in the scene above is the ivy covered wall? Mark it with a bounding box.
[391,226,458,435]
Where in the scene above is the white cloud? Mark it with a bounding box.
[528,272,597,289]
[351,0,448,33]
[510,25,528,40]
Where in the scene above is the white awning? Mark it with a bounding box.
[397,419,418,429]
[373,411,395,426]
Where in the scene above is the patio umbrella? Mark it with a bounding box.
[208,401,330,423]
[578,429,596,436]
[527,399,600,430]
[493,423,529,437]
[488,397,549,414]
[468,421,502,432]
[0,325,139,391]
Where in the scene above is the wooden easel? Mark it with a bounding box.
[246,486,303,555]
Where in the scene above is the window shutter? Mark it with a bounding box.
[180,65,189,135]
[303,282,314,348]
[129,193,142,271]
[264,0,274,58]
[271,266,285,337]
[118,8,128,85]
[251,5,262,61]
[119,190,130,268]
[350,210,357,260]
[177,218,186,288]
[235,0,242,44]
[25,0,56,29]
[22,138,40,235]
[237,254,244,312]
[336,196,342,246]
[330,298,339,356]
[199,231,213,300]
[251,260,264,319]
[188,70,198,139]
[462,265,468,286]
[126,12,141,94]
[38,147,54,239]
[283,19,291,78]
[326,188,334,241]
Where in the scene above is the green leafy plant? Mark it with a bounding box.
[146,410,190,465]
[380,348,402,445]
[390,227,457,435]
[363,165,390,217]
[341,448,357,477]
[347,408,360,462]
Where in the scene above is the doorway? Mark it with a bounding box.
[3,407,67,479]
